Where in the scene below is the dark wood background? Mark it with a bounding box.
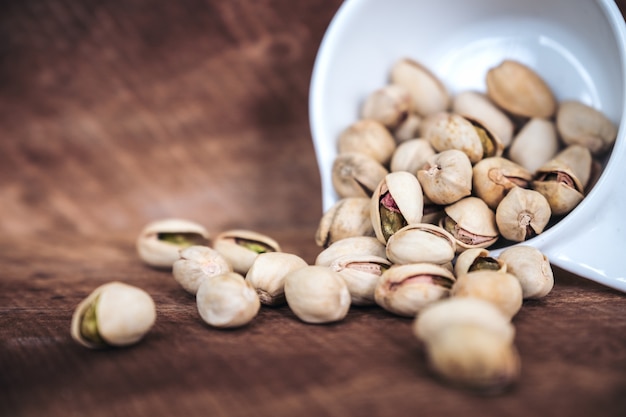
[1,1,625,416]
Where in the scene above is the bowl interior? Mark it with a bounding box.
[310,0,625,211]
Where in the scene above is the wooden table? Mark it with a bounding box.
[1,1,625,416]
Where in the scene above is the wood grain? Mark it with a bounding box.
[1,1,625,417]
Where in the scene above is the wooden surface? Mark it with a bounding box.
[1,1,625,416]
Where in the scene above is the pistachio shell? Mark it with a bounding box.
[245,252,308,306]
[315,197,375,248]
[213,229,281,275]
[393,113,423,142]
[360,84,413,129]
[390,138,436,174]
[196,272,260,328]
[390,58,450,116]
[452,91,514,147]
[172,245,233,294]
[495,187,551,242]
[452,270,523,319]
[374,263,456,317]
[330,254,391,306]
[331,152,389,198]
[136,218,210,268]
[508,118,560,173]
[337,119,397,164]
[417,149,473,205]
[315,236,387,267]
[423,112,485,163]
[441,197,499,251]
[535,144,592,192]
[486,59,556,118]
[385,223,456,265]
[472,157,532,210]
[454,248,506,277]
[557,100,618,155]
[498,246,554,299]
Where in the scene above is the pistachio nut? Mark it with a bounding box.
[315,197,375,248]
[532,145,592,216]
[284,265,351,324]
[213,229,281,275]
[452,270,524,319]
[557,100,618,156]
[440,197,499,252]
[337,119,397,165]
[390,57,450,116]
[330,254,392,306]
[508,118,560,173]
[498,245,554,299]
[472,157,532,210]
[370,171,424,243]
[486,59,556,118]
[393,112,423,142]
[374,263,456,317]
[417,149,473,205]
[452,91,514,147]
[390,138,436,174]
[314,236,387,267]
[196,272,260,328]
[245,252,308,306]
[454,248,506,277]
[495,187,551,242]
[71,282,156,349]
[385,223,456,265]
[360,84,413,129]
[136,218,210,268]
[172,245,233,295]
[331,152,389,198]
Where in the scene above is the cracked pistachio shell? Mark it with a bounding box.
[472,157,532,210]
[330,254,392,306]
[390,57,450,116]
[71,282,156,349]
[418,149,473,205]
[136,218,210,268]
[172,245,232,295]
[452,91,514,147]
[452,270,523,319]
[197,272,260,328]
[557,100,618,156]
[508,118,560,173]
[337,119,397,165]
[315,197,374,248]
[315,236,387,267]
[213,229,281,275]
[245,252,308,306]
[371,171,424,243]
[284,265,351,324]
[390,138,436,174]
[454,248,506,277]
[498,246,554,299]
[440,197,499,252]
[423,112,502,164]
[331,152,389,198]
[495,187,551,242]
[385,223,456,265]
[361,84,413,129]
[393,113,423,142]
[486,59,556,118]
[375,263,456,317]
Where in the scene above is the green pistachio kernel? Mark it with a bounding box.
[379,191,407,241]
[80,295,106,346]
[157,232,207,246]
[235,238,274,254]
[469,257,501,272]
[474,125,495,159]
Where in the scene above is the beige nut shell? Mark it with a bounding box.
[498,245,554,299]
[557,100,618,156]
[173,245,232,295]
[71,281,157,349]
[337,119,397,165]
[385,223,456,265]
[454,248,506,277]
[213,229,281,275]
[451,270,523,319]
[390,58,450,116]
[315,236,387,267]
[196,272,260,328]
[452,91,514,147]
[245,252,308,306]
[315,197,374,248]
[330,254,391,306]
[442,197,499,250]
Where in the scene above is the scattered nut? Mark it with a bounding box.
[213,229,281,275]
[196,272,260,328]
[172,245,232,295]
[245,252,308,306]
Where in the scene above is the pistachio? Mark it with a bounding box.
[440,197,499,252]
[508,118,560,173]
[472,157,532,210]
[284,265,351,324]
[360,84,413,129]
[245,252,308,306]
[374,263,456,317]
[495,187,551,242]
[557,100,618,156]
[196,272,260,328]
[393,112,423,142]
[385,223,456,265]
[486,59,557,118]
[452,91,514,147]
[330,254,391,306]
[136,218,210,268]
[390,57,450,116]
[498,246,554,299]
[213,229,281,275]
[71,282,156,349]
[172,245,233,295]
[390,138,436,174]
[452,270,523,319]
[315,236,387,267]
[417,149,473,205]
[370,172,424,243]
[454,248,506,277]
[315,197,375,248]
[331,152,389,198]
[337,119,397,165]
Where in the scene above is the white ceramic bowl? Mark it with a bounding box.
[309,0,626,292]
